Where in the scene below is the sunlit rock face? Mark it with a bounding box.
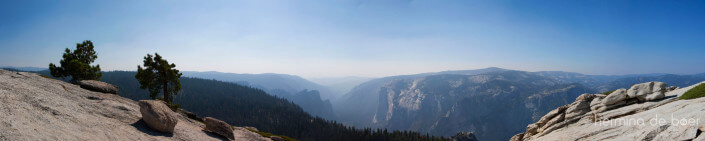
[514,81,705,141]
[373,71,590,141]
[338,68,705,141]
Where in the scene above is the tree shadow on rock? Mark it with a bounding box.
[131,119,174,137]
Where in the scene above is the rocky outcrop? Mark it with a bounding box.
[565,94,595,119]
[0,69,271,141]
[513,81,705,141]
[78,80,119,94]
[203,117,235,140]
[139,100,179,133]
[602,89,627,105]
[627,81,667,101]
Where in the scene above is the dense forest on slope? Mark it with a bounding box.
[34,70,447,141]
[182,71,338,120]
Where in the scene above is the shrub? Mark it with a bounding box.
[679,83,705,100]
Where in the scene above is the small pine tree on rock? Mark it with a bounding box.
[135,53,182,104]
[48,40,102,83]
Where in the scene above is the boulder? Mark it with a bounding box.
[203,117,235,140]
[539,113,565,133]
[594,100,627,113]
[536,105,568,126]
[526,123,539,135]
[575,93,596,102]
[139,100,178,133]
[602,89,628,105]
[627,82,654,98]
[78,80,119,94]
[590,96,605,111]
[627,82,667,101]
[565,94,596,119]
[645,82,667,101]
[565,100,591,119]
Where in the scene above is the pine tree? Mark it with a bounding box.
[135,53,182,104]
[48,40,102,83]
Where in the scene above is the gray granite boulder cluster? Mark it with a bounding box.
[78,80,119,94]
[627,81,667,101]
[591,82,667,112]
[139,100,179,133]
[512,81,677,141]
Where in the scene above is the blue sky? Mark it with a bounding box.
[1,0,704,78]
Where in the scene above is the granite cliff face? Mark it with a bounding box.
[336,68,705,140]
[335,67,511,128]
[375,71,591,141]
[513,81,705,141]
[0,69,269,140]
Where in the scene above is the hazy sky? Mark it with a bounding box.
[1,0,704,78]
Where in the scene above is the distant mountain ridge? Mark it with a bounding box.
[336,67,705,140]
[182,71,337,99]
[0,66,47,72]
[309,76,374,97]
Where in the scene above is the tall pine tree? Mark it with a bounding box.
[135,53,182,104]
[48,40,102,83]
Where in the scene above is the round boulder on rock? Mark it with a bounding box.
[590,96,605,111]
[602,89,628,105]
[139,100,178,133]
[203,117,235,140]
[78,80,119,94]
[627,82,667,101]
